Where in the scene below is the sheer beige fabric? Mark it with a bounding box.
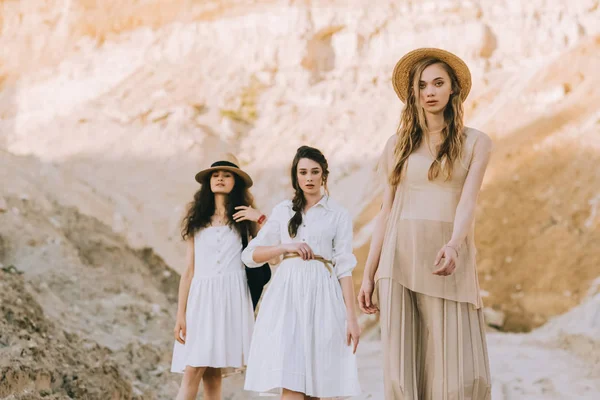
[375,127,493,309]
[374,127,493,400]
[378,279,492,400]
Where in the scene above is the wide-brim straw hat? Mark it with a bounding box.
[195,153,253,187]
[392,48,472,103]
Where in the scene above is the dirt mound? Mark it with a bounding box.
[0,195,185,398]
[474,37,600,331]
[0,266,132,399]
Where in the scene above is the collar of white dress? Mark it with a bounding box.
[288,195,332,212]
[314,195,332,211]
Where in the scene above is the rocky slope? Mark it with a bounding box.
[0,190,184,398]
[0,0,599,398]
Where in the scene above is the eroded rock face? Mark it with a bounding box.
[0,1,599,398]
[0,0,598,340]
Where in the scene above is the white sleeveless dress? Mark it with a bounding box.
[171,225,254,372]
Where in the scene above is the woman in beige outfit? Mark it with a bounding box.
[358,48,493,399]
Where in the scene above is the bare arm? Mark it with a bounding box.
[340,276,360,353]
[449,136,493,248]
[174,238,194,344]
[362,182,395,282]
[358,136,397,313]
[433,133,493,275]
[176,238,195,318]
[340,277,357,313]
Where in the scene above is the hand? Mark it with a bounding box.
[233,206,263,223]
[358,279,379,314]
[173,316,186,345]
[432,245,458,276]
[281,242,314,260]
[346,317,361,354]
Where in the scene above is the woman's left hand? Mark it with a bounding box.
[346,317,361,354]
[233,206,262,223]
[432,245,458,276]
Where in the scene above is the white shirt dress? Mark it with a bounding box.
[171,225,255,372]
[242,196,361,398]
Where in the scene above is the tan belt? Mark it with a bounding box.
[282,254,333,276]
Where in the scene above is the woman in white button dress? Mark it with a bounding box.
[242,146,362,399]
[171,153,266,400]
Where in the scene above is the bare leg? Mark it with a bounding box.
[281,388,306,400]
[202,367,222,400]
[304,396,319,400]
[176,366,207,400]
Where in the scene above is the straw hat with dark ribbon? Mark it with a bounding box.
[194,153,253,187]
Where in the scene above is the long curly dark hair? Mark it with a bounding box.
[181,172,258,241]
[288,146,329,238]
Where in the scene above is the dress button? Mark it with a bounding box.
[217,260,221,264]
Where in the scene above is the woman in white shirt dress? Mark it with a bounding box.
[171,153,267,400]
[242,146,362,399]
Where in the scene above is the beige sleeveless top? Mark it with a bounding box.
[376,128,487,309]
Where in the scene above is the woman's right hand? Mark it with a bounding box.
[233,205,263,223]
[173,316,186,344]
[358,279,379,314]
[281,242,314,260]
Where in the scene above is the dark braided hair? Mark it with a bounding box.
[288,146,330,238]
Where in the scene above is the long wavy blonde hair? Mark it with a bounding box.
[390,57,465,186]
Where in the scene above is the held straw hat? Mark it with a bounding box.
[194,153,253,187]
[392,48,472,103]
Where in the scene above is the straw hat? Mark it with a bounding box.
[392,48,472,103]
[194,153,253,187]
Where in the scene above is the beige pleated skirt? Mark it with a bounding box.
[377,278,492,400]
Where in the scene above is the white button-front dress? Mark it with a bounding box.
[242,196,361,398]
[171,225,254,372]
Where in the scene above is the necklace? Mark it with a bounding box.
[425,129,443,159]
[211,214,228,227]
